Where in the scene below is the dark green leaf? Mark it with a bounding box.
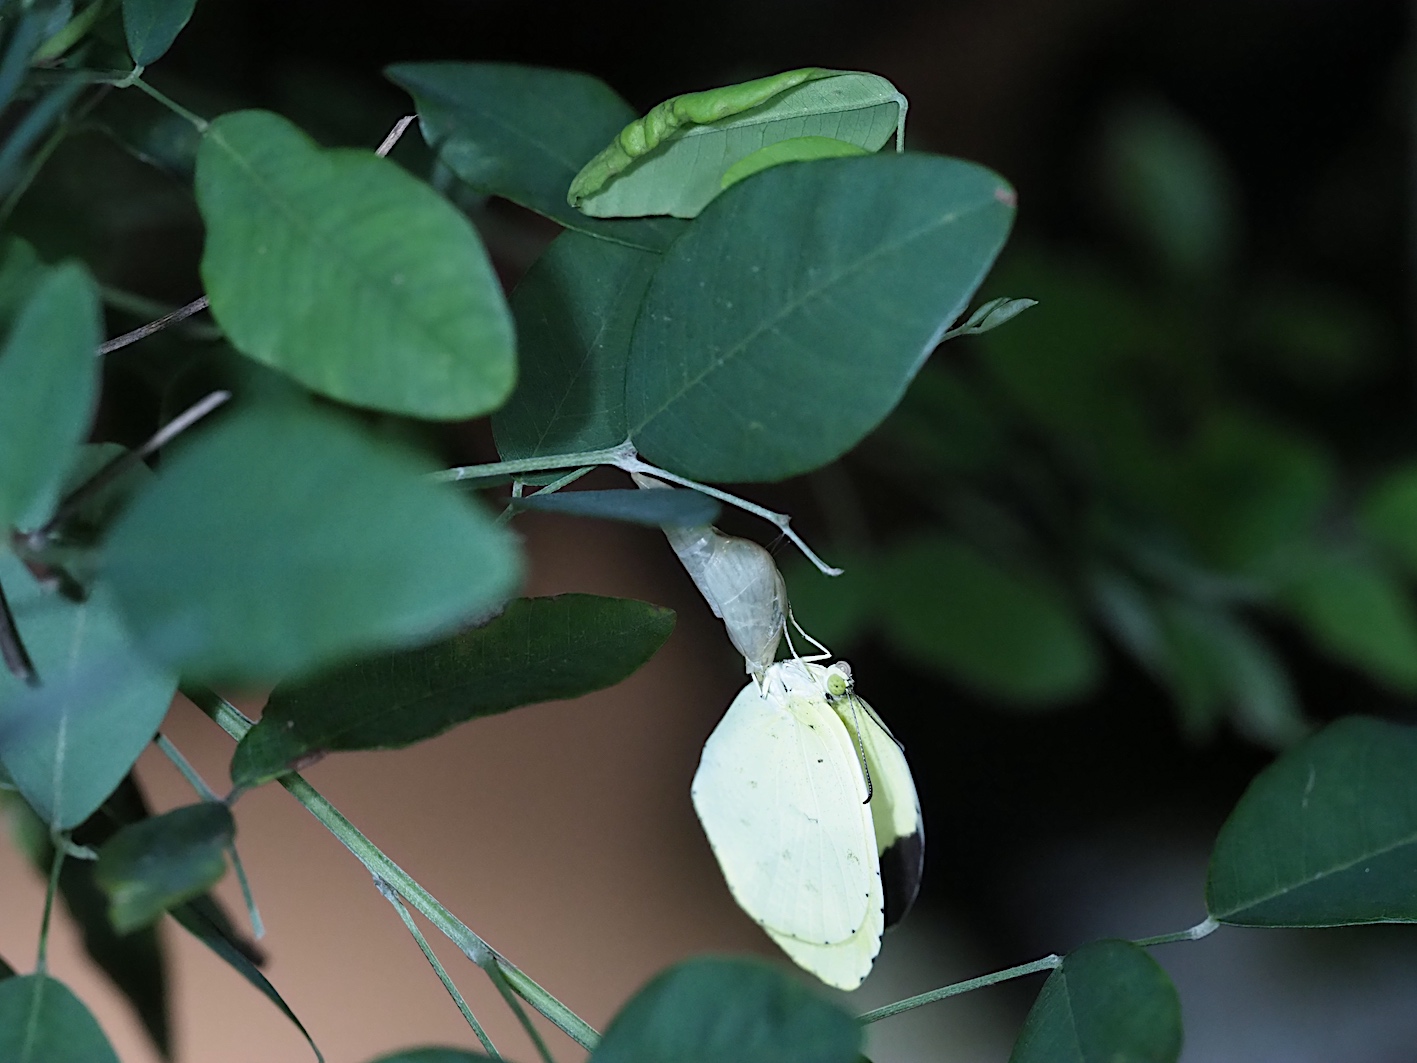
[877,537,1100,705]
[492,230,659,460]
[1100,98,1239,278]
[170,894,323,1061]
[626,153,1014,482]
[122,0,199,65]
[0,953,13,979]
[0,260,100,531]
[0,975,120,1063]
[1009,941,1181,1063]
[1276,549,1417,693]
[1359,464,1417,578]
[195,109,513,419]
[231,594,673,787]
[0,557,178,829]
[1207,716,1417,925]
[386,62,686,252]
[590,957,860,1063]
[515,488,718,527]
[103,404,522,682]
[95,802,235,933]
[366,1051,495,1063]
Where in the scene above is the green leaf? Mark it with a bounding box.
[366,1052,495,1063]
[0,975,120,1063]
[1099,98,1239,278]
[491,230,659,460]
[0,953,12,979]
[570,70,903,218]
[720,136,870,191]
[102,404,522,682]
[169,894,323,1061]
[626,153,1014,482]
[231,594,673,787]
[0,557,178,829]
[194,109,513,419]
[1009,941,1181,1063]
[1359,464,1417,578]
[122,0,199,65]
[1207,715,1417,925]
[877,537,1100,705]
[1276,549,1417,693]
[590,957,860,1063]
[515,488,719,527]
[386,62,686,252]
[0,260,100,531]
[4,776,174,1057]
[95,802,235,933]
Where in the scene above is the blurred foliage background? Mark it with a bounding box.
[5,0,1412,1054]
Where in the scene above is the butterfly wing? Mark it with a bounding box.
[852,691,925,927]
[692,663,882,985]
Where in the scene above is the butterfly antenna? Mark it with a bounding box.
[847,693,874,804]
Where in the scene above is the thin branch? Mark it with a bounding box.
[97,294,209,356]
[857,954,1061,1024]
[375,876,502,1059]
[376,115,418,158]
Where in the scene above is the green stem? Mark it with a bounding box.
[35,838,66,972]
[128,74,208,132]
[857,954,1061,1025]
[484,960,557,1063]
[374,877,502,1060]
[185,687,601,1053]
[1132,916,1219,948]
[155,732,266,938]
[434,444,635,486]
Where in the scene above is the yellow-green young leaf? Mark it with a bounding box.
[719,136,869,190]
[102,404,522,683]
[589,957,860,1063]
[0,975,120,1063]
[877,537,1101,706]
[626,153,1015,482]
[0,259,100,531]
[122,0,199,65]
[1207,716,1417,926]
[569,69,905,219]
[195,110,513,419]
[1009,941,1181,1063]
[230,594,674,788]
[95,803,235,933]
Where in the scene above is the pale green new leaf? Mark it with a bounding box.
[719,136,868,191]
[570,69,905,219]
[195,109,514,419]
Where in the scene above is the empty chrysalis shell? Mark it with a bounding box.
[632,472,786,680]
